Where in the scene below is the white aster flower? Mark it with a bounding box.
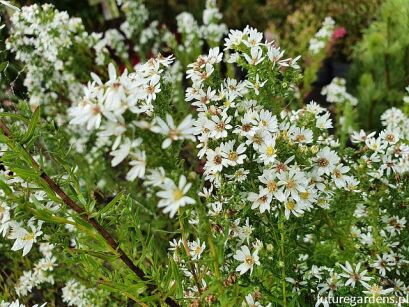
[157,175,196,218]
[233,245,260,275]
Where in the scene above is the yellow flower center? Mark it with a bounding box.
[300,191,309,200]
[245,255,255,265]
[228,151,238,161]
[266,146,275,156]
[173,189,184,201]
[23,233,35,241]
[286,201,296,210]
[194,246,202,255]
[267,181,277,192]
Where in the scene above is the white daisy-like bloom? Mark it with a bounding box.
[0,202,11,237]
[156,175,196,218]
[243,46,264,66]
[110,138,142,167]
[189,239,206,260]
[258,169,286,202]
[237,218,254,244]
[208,201,223,216]
[277,166,307,200]
[144,167,166,187]
[316,113,333,129]
[314,147,340,176]
[370,254,394,277]
[331,164,350,188]
[267,44,285,65]
[151,114,196,149]
[9,219,43,256]
[363,283,394,297]
[226,168,250,183]
[258,137,277,165]
[104,63,127,110]
[233,245,260,275]
[247,187,272,213]
[350,130,376,144]
[126,150,146,181]
[220,140,247,167]
[365,137,386,153]
[242,293,264,307]
[246,73,267,95]
[253,109,278,133]
[339,261,371,288]
[205,146,224,173]
[317,272,341,296]
[288,126,313,144]
[284,198,305,219]
[206,111,233,139]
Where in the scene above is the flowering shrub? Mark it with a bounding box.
[0,1,409,307]
[5,4,104,108]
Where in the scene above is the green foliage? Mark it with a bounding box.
[349,0,409,129]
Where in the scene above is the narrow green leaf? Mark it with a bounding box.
[21,107,40,144]
[0,61,8,72]
[99,191,124,216]
[70,248,120,261]
[11,167,39,180]
[0,179,12,195]
[0,112,29,123]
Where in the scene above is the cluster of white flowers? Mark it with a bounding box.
[161,28,371,301]
[169,237,206,262]
[175,12,202,55]
[119,0,160,53]
[15,243,56,296]
[351,126,409,178]
[201,0,228,46]
[321,77,358,106]
[3,1,409,305]
[380,106,409,140]
[68,55,176,180]
[0,300,45,307]
[163,0,226,63]
[308,17,335,54]
[95,29,128,61]
[61,279,99,307]
[6,4,104,107]
[119,0,148,37]
[187,29,355,222]
[69,58,170,130]
[288,201,409,306]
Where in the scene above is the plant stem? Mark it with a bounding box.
[0,119,179,307]
[279,216,287,307]
[178,209,203,295]
[323,211,345,251]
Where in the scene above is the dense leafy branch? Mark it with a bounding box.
[0,118,179,307]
